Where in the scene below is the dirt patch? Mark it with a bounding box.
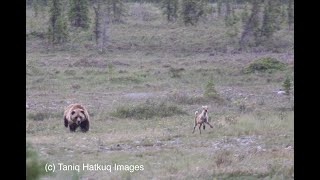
[98,137,179,152]
[111,60,130,66]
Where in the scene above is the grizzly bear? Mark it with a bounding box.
[63,103,90,132]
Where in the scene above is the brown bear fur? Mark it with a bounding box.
[63,103,90,132]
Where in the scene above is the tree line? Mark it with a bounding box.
[27,0,294,52]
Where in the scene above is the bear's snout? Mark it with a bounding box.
[76,117,81,125]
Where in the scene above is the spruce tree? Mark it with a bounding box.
[48,0,68,44]
[161,0,179,22]
[287,0,293,30]
[260,0,281,41]
[204,75,218,98]
[68,0,90,29]
[282,76,291,95]
[181,0,208,26]
[217,0,222,17]
[93,0,110,52]
[110,0,126,23]
[32,0,39,17]
[93,0,102,47]
[240,2,249,23]
[224,0,239,27]
[239,0,261,49]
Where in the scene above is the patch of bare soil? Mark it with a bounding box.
[97,137,179,152]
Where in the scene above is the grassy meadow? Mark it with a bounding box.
[26,2,294,180]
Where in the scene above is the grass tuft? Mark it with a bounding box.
[243,57,286,73]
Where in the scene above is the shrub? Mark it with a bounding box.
[108,64,114,80]
[26,143,47,180]
[214,149,233,168]
[243,57,286,73]
[282,76,291,95]
[27,112,50,121]
[64,69,76,76]
[202,77,225,104]
[27,112,61,121]
[168,92,208,105]
[169,67,185,78]
[110,76,142,84]
[111,100,187,119]
[204,77,218,98]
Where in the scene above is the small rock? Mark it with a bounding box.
[257,146,262,151]
[277,91,286,95]
[285,145,292,150]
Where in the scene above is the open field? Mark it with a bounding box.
[26,2,294,180]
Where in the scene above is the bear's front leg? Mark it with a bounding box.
[69,123,78,132]
[64,117,68,128]
[80,120,89,132]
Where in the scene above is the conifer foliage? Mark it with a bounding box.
[68,0,90,29]
[48,0,68,44]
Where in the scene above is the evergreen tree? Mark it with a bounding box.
[33,0,39,17]
[287,0,293,30]
[48,0,68,44]
[239,0,261,49]
[109,0,126,23]
[225,0,231,17]
[260,0,281,41]
[93,0,102,47]
[282,76,291,95]
[204,75,218,98]
[224,0,239,27]
[181,0,208,26]
[68,0,90,29]
[93,0,110,52]
[217,0,222,17]
[161,0,179,22]
[240,2,249,23]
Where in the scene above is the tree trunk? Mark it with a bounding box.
[93,1,109,52]
[239,0,261,50]
[101,10,110,52]
[93,3,101,47]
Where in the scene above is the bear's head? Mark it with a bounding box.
[70,108,87,125]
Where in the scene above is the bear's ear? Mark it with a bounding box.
[81,110,88,120]
[71,111,75,115]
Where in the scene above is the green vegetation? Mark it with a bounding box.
[180,0,208,25]
[48,0,68,44]
[169,67,185,78]
[203,76,224,104]
[68,0,90,29]
[27,112,61,121]
[111,101,187,119]
[243,57,286,73]
[26,143,47,180]
[161,0,179,22]
[283,76,292,95]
